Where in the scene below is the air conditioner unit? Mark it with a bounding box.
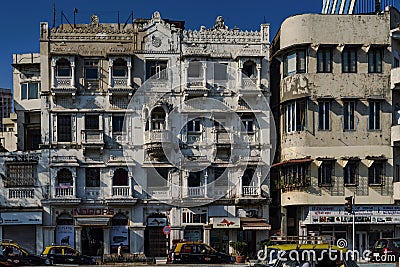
[246,209,258,218]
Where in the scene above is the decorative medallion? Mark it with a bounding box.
[152,36,162,48]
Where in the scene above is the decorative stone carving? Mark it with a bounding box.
[182,16,262,44]
[213,16,228,30]
[152,36,162,48]
[91,14,99,27]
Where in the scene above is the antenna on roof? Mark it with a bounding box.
[118,11,120,31]
[73,8,78,28]
[52,1,56,28]
[122,11,134,30]
[263,16,266,24]
[61,11,73,29]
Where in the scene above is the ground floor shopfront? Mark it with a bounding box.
[40,203,270,257]
[285,205,400,254]
[0,210,43,254]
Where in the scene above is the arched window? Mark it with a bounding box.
[111,213,128,226]
[242,169,255,186]
[56,213,73,225]
[112,58,127,77]
[56,58,71,77]
[112,168,128,186]
[151,107,166,130]
[242,61,256,78]
[57,168,73,186]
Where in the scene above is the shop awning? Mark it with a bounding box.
[240,218,271,231]
[271,158,313,168]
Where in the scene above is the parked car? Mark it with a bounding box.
[370,238,400,262]
[166,241,234,264]
[41,245,97,265]
[255,243,359,267]
[1,240,50,266]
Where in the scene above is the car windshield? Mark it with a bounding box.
[392,240,400,248]
[1,245,32,256]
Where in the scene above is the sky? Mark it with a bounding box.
[0,0,321,89]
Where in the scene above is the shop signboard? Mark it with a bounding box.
[110,225,129,249]
[212,217,240,228]
[0,211,42,225]
[147,217,167,227]
[55,225,75,246]
[305,206,400,224]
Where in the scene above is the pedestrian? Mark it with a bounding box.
[117,243,123,259]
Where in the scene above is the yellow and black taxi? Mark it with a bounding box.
[40,245,97,265]
[0,240,50,266]
[166,241,234,264]
[255,243,359,267]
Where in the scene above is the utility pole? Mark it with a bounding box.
[352,194,355,259]
[345,195,355,259]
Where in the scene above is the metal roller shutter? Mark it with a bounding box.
[3,225,36,254]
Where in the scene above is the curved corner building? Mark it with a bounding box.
[271,7,400,251]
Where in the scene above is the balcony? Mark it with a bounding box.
[391,68,400,89]
[392,125,400,146]
[188,187,205,198]
[241,77,258,90]
[81,130,104,148]
[112,186,130,197]
[106,186,137,205]
[55,185,74,197]
[52,77,77,96]
[8,188,34,199]
[185,77,209,96]
[144,130,172,160]
[108,77,134,100]
[242,186,259,197]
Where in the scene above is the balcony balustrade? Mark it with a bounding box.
[112,186,130,197]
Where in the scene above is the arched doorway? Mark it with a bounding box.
[110,213,129,254]
[55,213,74,247]
[56,168,73,197]
[144,213,168,257]
[112,168,128,186]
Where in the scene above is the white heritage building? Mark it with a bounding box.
[1,12,272,257]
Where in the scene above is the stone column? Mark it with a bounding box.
[237,68,243,88]
[202,62,207,87]
[183,62,188,88]
[129,226,145,254]
[127,59,132,87]
[204,171,208,198]
[75,226,82,252]
[51,59,56,88]
[70,61,75,88]
[203,225,211,245]
[108,59,113,88]
[103,227,110,255]
[256,64,261,88]
[182,173,188,198]
[257,170,262,197]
